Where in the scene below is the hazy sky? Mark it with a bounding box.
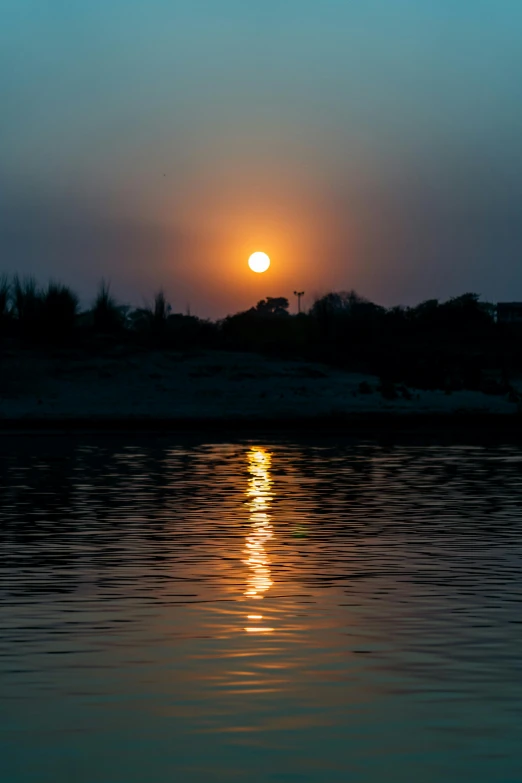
[2,0,522,316]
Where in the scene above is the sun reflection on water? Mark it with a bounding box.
[243,448,274,632]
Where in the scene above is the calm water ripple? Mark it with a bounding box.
[1,438,522,782]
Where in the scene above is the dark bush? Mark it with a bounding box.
[12,275,43,339]
[92,281,124,334]
[0,275,10,335]
[130,290,171,341]
[42,282,79,341]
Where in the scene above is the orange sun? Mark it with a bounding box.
[248,252,271,273]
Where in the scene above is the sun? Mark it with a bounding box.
[248,251,271,274]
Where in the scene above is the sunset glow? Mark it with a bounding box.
[5,2,522,778]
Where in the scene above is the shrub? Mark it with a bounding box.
[0,275,10,335]
[92,280,124,334]
[12,275,43,339]
[42,281,79,340]
[152,290,171,326]
[129,290,172,344]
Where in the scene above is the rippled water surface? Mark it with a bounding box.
[2,438,522,782]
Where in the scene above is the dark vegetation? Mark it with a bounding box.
[0,275,520,393]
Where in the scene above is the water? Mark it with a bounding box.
[1,438,522,782]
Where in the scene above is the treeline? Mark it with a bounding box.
[222,291,515,393]
[0,275,520,391]
[0,276,215,347]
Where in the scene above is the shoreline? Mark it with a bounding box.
[1,411,521,437]
[2,349,520,437]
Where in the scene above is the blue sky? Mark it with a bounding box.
[2,0,522,315]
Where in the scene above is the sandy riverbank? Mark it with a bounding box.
[0,348,520,431]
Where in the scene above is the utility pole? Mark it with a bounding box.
[293,291,305,314]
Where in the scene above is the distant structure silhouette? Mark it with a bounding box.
[294,291,305,314]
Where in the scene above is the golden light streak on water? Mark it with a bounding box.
[244,448,274,631]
